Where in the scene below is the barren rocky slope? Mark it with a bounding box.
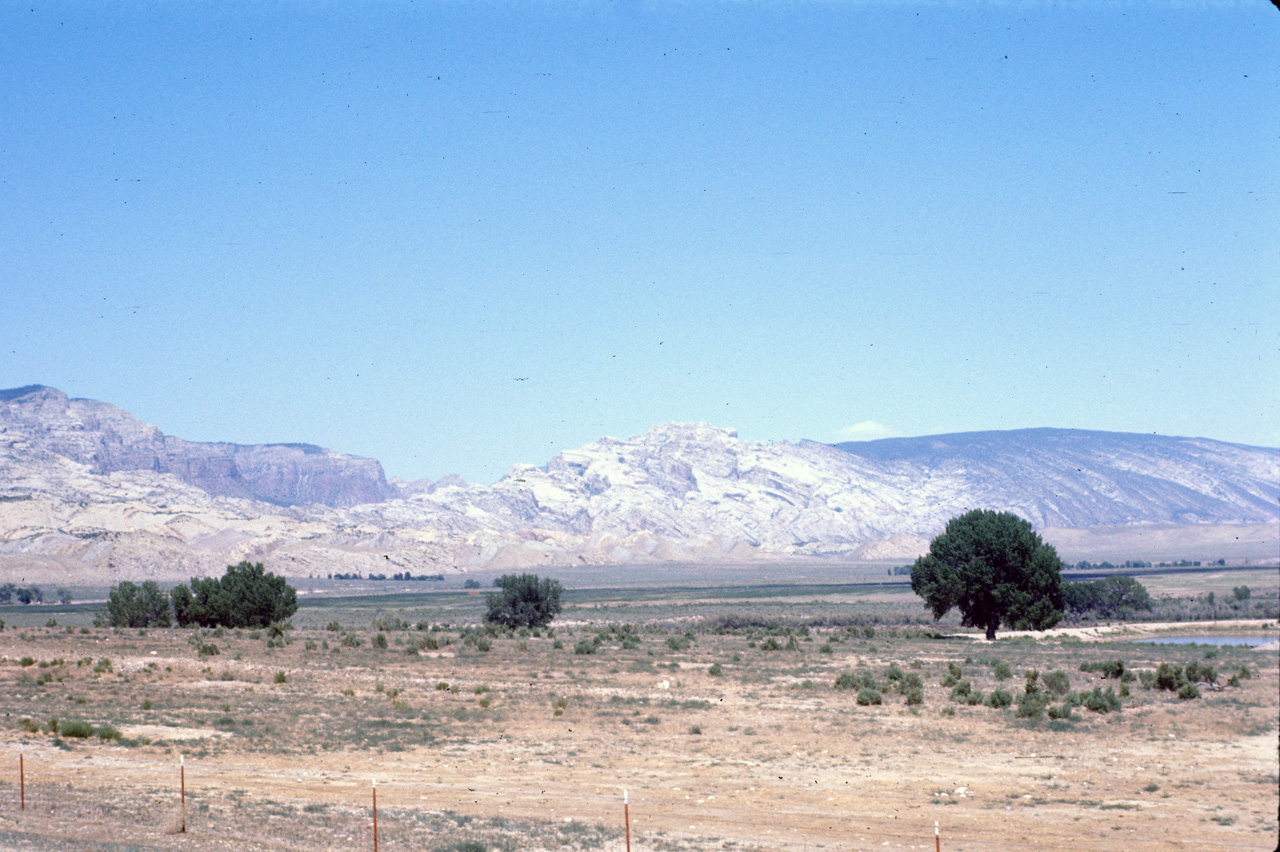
[1,386,1276,583]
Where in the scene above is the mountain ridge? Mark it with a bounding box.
[1,386,1276,583]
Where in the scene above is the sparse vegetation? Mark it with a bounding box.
[0,567,1273,852]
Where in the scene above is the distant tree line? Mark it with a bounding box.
[327,572,444,581]
[1070,559,1225,570]
[98,561,297,629]
[0,583,43,604]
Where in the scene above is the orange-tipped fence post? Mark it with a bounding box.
[934,820,939,852]
[372,778,379,852]
[180,754,186,833]
[19,744,24,811]
[624,789,631,852]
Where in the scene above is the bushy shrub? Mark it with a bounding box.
[405,635,435,654]
[1081,686,1122,713]
[1042,670,1071,697]
[834,671,876,691]
[1154,663,1182,691]
[905,687,924,706]
[96,723,121,741]
[948,680,977,703]
[1176,682,1200,700]
[61,720,94,738]
[941,662,963,687]
[1023,669,1040,695]
[574,639,597,655]
[992,661,1012,681]
[484,574,563,629]
[1047,703,1073,720]
[274,671,287,684]
[985,689,1013,708]
[1078,658,1126,679]
[373,633,388,649]
[708,663,723,677]
[1016,691,1048,719]
[1184,661,1216,684]
[856,687,883,706]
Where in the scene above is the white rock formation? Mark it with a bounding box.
[2,386,1276,583]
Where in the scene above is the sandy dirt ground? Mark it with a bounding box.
[0,620,1276,852]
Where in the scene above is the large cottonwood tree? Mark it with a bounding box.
[911,510,1064,640]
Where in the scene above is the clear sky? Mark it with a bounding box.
[2,1,1276,484]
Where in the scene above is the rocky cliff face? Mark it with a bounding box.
[0,386,396,507]
[1,386,1276,583]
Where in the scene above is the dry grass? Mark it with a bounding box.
[0,584,1276,852]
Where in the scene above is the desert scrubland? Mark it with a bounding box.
[0,571,1276,852]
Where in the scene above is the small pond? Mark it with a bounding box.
[1133,636,1273,647]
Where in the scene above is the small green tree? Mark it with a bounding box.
[484,573,564,629]
[911,510,1064,640]
[1063,575,1152,618]
[171,561,297,628]
[99,580,172,628]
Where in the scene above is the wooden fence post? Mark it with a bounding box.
[624,789,631,852]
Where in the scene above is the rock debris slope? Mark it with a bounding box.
[1,386,1276,582]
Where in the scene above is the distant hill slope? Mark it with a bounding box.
[1,386,1276,582]
[831,428,1278,528]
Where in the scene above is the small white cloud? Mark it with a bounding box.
[835,420,895,441]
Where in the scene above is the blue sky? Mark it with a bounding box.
[2,1,1276,484]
